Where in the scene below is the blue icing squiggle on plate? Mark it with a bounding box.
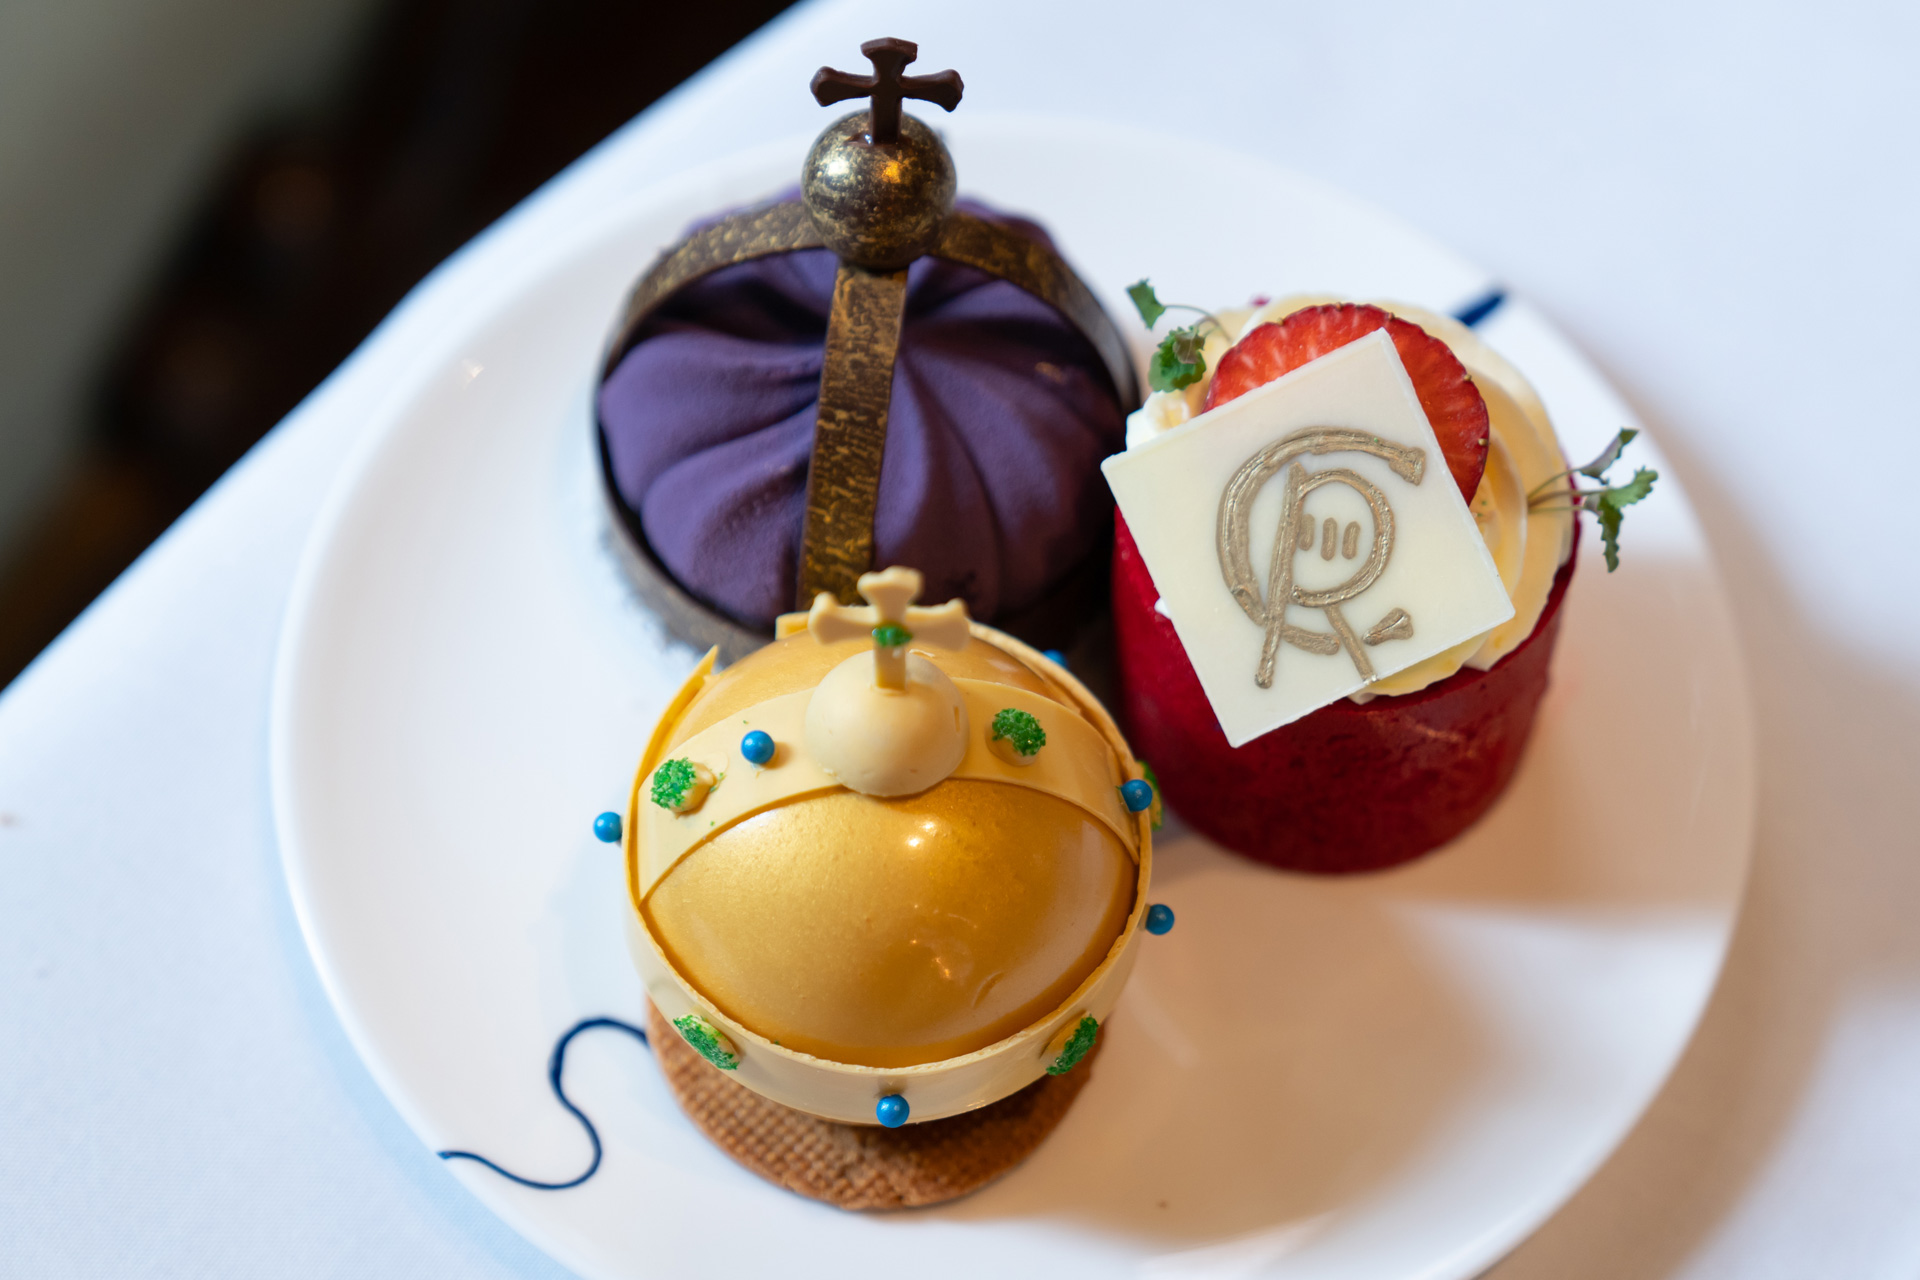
[437,1016,649,1191]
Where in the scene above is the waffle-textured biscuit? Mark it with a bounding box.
[648,1002,1102,1209]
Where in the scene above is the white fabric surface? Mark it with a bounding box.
[3,1,1916,1275]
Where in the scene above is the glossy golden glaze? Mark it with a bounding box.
[670,632,1059,746]
[644,781,1135,1067]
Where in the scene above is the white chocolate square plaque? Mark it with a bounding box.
[1103,331,1513,747]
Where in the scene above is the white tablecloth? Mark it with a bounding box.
[5,1,1917,1275]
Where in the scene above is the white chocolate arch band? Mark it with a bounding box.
[623,905,1147,1126]
[624,626,1154,1124]
[634,679,1138,899]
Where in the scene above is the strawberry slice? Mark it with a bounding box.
[1203,303,1489,501]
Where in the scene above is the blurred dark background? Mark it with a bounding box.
[0,0,794,689]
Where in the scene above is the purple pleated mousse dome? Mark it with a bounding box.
[597,199,1127,632]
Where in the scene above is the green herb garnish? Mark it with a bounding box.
[990,708,1047,758]
[1587,467,1658,571]
[1149,327,1208,392]
[1126,279,1167,328]
[1528,428,1659,572]
[1576,427,1638,479]
[1129,277,1229,394]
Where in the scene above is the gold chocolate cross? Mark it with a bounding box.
[807,565,969,690]
[810,37,963,146]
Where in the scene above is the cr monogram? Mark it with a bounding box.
[1216,428,1426,689]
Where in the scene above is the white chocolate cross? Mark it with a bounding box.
[807,566,970,690]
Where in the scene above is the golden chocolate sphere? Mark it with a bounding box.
[800,110,955,271]
[641,631,1137,1069]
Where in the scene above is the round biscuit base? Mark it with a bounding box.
[648,1002,1102,1210]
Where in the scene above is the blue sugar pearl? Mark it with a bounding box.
[1145,903,1176,936]
[740,729,775,767]
[593,812,622,843]
[1042,648,1069,670]
[1121,778,1154,813]
[875,1094,910,1128]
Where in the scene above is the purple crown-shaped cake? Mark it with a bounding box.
[595,38,1136,660]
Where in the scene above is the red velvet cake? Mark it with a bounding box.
[1114,511,1578,873]
[1102,293,1649,874]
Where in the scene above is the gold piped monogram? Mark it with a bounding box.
[1216,428,1426,689]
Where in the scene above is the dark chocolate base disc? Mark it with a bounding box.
[648,1002,1102,1210]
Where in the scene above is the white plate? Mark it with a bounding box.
[271,117,1754,1280]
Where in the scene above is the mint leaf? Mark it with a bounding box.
[1584,467,1658,571]
[1127,279,1165,328]
[1575,428,1640,480]
[1148,326,1207,392]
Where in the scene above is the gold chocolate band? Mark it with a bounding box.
[933,212,1138,408]
[601,200,825,376]
[797,263,910,607]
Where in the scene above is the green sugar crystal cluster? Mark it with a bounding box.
[673,1013,739,1071]
[991,707,1047,758]
[1047,1016,1100,1076]
[650,758,697,810]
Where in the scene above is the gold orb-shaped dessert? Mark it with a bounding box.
[801,110,956,270]
[624,570,1155,1124]
[645,631,1134,1068]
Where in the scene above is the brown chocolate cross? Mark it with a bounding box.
[810,37,963,145]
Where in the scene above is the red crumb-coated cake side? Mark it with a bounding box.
[1112,511,1578,875]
